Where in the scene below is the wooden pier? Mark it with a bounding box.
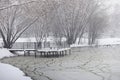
[9,48,71,57]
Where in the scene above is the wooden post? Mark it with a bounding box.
[40,52,42,57]
[34,42,37,58]
[35,50,37,58]
[28,51,30,56]
[62,51,63,56]
[58,51,59,57]
[57,51,59,57]
[69,49,71,55]
[65,50,67,55]
[63,51,65,56]
[39,52,41,57]
[53,51,55,57]
[44,52,45,57]
[60,51,61,56]
[24,50,26,56]
[23,43,25,56]
[47,52,48,57]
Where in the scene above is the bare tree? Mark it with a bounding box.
[52,0,102,46]
[88,14,108,45]
[32,0,59,49]
[87,1,108,45]
[0,3,38,48]
[0,0,40,11]
[33,18,49,49]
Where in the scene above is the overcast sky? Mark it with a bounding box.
[105,0,120,5]
[104,0,120,14]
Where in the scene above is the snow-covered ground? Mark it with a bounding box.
[1,38,120,80]
[1,37,120,48]
[0,48,14,59]
[1,47,120,80]
[0,37,120,45]
[0,48,32,80]
[98,38,120,45]
[0,63,32,80]
[71,38,120,47]
[0,37,66,43]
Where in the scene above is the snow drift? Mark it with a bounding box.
[0,48,14,59]
[0,48,32,80]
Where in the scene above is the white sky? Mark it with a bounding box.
[9,0,120,14]
[104,0,120,14]
[105,0,120,5]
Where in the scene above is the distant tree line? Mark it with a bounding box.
[0,0,108,48]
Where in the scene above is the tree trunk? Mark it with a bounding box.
[3,43,13,49]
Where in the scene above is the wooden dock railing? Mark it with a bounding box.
[8,48,71,57]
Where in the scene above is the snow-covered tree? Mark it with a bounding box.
[88,13,108,45]
[88,1,108,45]
[52,0,104,46]
[0,1,38,48]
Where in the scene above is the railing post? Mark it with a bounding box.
[69,49,71,55]
[34,42,37,58]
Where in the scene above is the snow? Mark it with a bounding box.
[72,38,120,47]
[0,48,14,59]
[44,70,100,80]
[2,47,120,80]
[0,63,32,80]
[0,37,66,43]
[0,48,32,80]
[71,44,89,47]
[98,38,120,45]
[1,46,120,80]
[1,37,120,48]
[14,48,71,56]
[1,37,120,80]
[37,48,70,52]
